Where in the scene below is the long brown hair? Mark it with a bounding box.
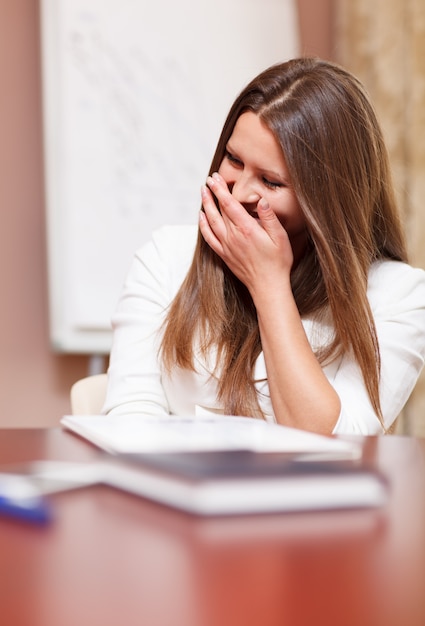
[160,58,407,424]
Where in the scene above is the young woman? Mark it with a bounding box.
[103,57,425,435]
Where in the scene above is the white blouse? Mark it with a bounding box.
[103,224,425,434]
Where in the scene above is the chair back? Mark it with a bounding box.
[70,373,108,415]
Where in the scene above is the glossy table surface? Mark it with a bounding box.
[0,428,424,626]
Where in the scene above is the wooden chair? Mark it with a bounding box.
[70,374,108,415]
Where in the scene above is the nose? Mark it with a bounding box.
[228,174,261,208]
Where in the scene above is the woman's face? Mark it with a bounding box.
[218,111,307,259]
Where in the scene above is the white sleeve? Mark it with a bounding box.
[102,225,196,416]
[332,262,425,434]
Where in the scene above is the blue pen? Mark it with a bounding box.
[0,476,52,525]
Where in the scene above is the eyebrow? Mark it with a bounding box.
[262,167,289,183]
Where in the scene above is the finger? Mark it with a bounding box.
[199,211,225,257]
[206,173,251,226]
[201,184,223,228]
[257,197,287,243]
[199,187,225,255]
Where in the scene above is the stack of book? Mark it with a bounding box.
[58,414,387,516]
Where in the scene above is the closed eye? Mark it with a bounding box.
[225,148,286,189]
[262,177,284,190]
[224,149,243,168]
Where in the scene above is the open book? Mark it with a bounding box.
[60,414,387,515]
[61,414,360,458]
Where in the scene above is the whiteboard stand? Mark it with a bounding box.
[88,354,107,377]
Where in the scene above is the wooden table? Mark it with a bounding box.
[0,428,424,626]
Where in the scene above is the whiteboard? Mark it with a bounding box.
[40,0,299,354]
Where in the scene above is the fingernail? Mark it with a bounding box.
[259,197,269,210]
[212,172,221,181]
[206,175,215,187]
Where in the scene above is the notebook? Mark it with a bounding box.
[102,449,388,515]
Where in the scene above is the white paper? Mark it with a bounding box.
[61,414,361,460]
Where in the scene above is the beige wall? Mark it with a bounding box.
[334,0,425,435]
[0,0,333,427]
